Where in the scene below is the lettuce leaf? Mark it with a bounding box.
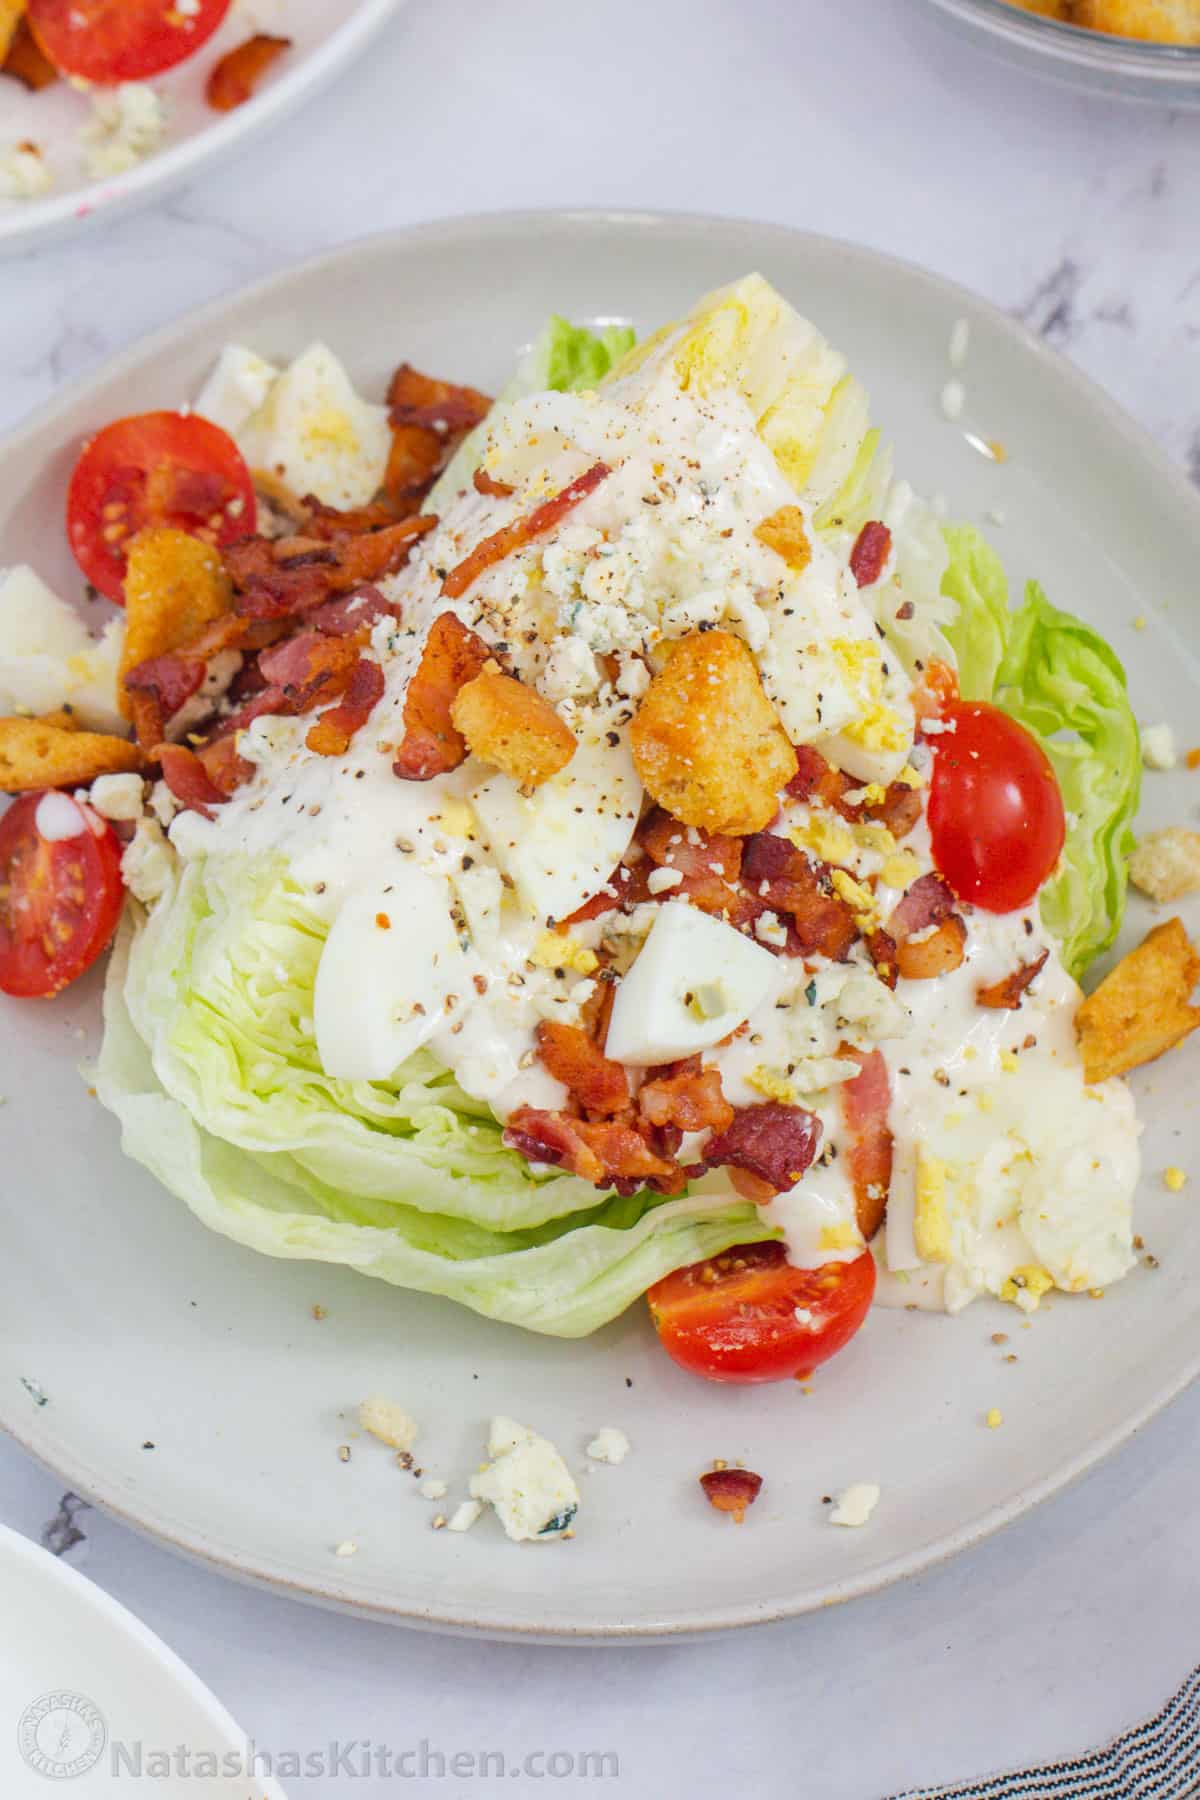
[429,315,635,509]
[97,862,774,1337]
[940,528,1140,978]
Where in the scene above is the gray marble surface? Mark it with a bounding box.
[2,1,1199,1794]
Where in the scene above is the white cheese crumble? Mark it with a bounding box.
[82,84,166,180]
[420,1478,448,1501]
[358,1396,418,1452]
[0,142,53,201]
[1141,722,1178,771]
[829,1482,881,1528]
[89,773,144,822]
[121,817,176,906]
[469,1417,580,1542]
[585,1427,630,1465]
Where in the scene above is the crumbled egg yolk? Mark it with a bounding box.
[830,869,881,931]
[431,798,477,839]
[1164,1166,1187,1192]
[303,407,359,453]
[913,1150,950,1262]
[986,1409,1003,1430]
[998,1049,1020,1074]
[998,1265,1055,1309]
[788,814,856,867]
[529,932,599,975]
[893,764,924,789]
[748,1066,797,1104]
[829,638,909,752]
[881,850,922,890]
[819,1222,863,1253]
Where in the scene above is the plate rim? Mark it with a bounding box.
[0,0,401,255]
[2,207,1199,1639]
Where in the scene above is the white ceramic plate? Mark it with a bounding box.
[0,0,399,255]
[0,1523,288,1795]
[1,212,1199,1642]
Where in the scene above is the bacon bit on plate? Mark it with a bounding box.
[441,461,610,601]
[206,32,291,111]
[639,1065,734,1135]
[382,365,492,507]
[2,19,57,90]
[474,467,515,498]
[849,520,892,588]
[306,657,385,758]
[976,949,1050,1010]
[740,832,858,960]
[535,1020,630,1118]
[305,585,399,638]
[838,1045,892,1240]
[156,743,228,818]
[392,612,491,782]
[703,1101,823,1197]
[785,743,863,819]
[699,1467,763,1523]
[502,1105,684,1195]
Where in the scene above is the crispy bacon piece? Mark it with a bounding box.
[228,517,434,619]
[740,833,858,960]
[306,657,386,758]
[579,971,617,1050]
[700,1467,763,1523]
[785,744,862,820]
[502,1106,683,1195]
[474,468,515,498]
[849,520,892,588]
[887,871,956,942]
[976,950,1049,1010]
[639,1066,734,1136]
[196,731,255,797]
[638,807,751,918]
[388,364,492,436]
[838,1045,892,1241]
[299,498,403,538]
[122,651,206,723]
[560,865,645,928]
[535,1021,630,1119]
[206,32,291,110]
[703,1101,823,1197]
[384,426,444,506]
[305,585,399,638]
[328,516,436,590]
[157,744,228,818]
[865,927,899,990]
[896,913,968,980]
[441,462,610,600]
[257,631,362,709]
[3,21,57,89]
[870,780,922,840]
[392,612,491,781]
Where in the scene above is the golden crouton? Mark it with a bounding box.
[1077,917,1200,1084]
[119,528,232,719]
[629,630,797,835]
[1071,0,1200,41]
[1129,827,1200,904]
[450,669,575,790]
[755,505,812,574]
[0,1,26,61]
[0,717,143,793]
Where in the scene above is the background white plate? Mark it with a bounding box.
[1,212,1198,1642]
[0,1523,288,1796]
[0,0,399,254]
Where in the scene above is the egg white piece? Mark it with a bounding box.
[605,901,778,1066]
[238,342,392,510]
[0,565,126,733]
[314,867,471,1082]
[195,344,280,440]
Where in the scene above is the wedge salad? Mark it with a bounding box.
[2,275,1194,1388]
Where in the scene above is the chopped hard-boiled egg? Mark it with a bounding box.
[195,344,281,440]
[314,868,470,1081]
[605,900,778,1065]
[470,726,641,924]
[238,342,392,509]
[0,565,126,733]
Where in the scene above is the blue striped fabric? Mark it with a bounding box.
[890,1665,1200,1799]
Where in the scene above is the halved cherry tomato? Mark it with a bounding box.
[0,793,125,999]
[27,0,231,83]
[67,412,256,604]
[647,1242,876,1385]
[927,700,1065,914]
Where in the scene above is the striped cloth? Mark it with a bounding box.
[890,1665,1200,1799]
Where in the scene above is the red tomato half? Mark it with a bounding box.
[28,0,231,83]
[648,1242,876,1385]
[927,701,1066,914]
[67,412,256,603]
[0,793,125,999]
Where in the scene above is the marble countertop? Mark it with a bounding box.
[2,1,1199,1794]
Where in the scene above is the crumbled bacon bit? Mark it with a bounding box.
[123,651,206,729]
[441,462,610,600]
[156,743,228,818]
[474,468,515,498]
[392,612,491,781]
[975,950,1049,1010]
[305,585,400,638]
[699,1467,763,1523]
[638,1065,733,1136]
[785,744,862,819]
[741,833,858,961]
[703,1101,822,1196]
[535,1021,630,1119]
[306,657,386,757]
[849,521,892,588]
[838,1045,892,1240]
[896,913,967,980]
[886,871,956,942]
[503,1106,684,1195]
